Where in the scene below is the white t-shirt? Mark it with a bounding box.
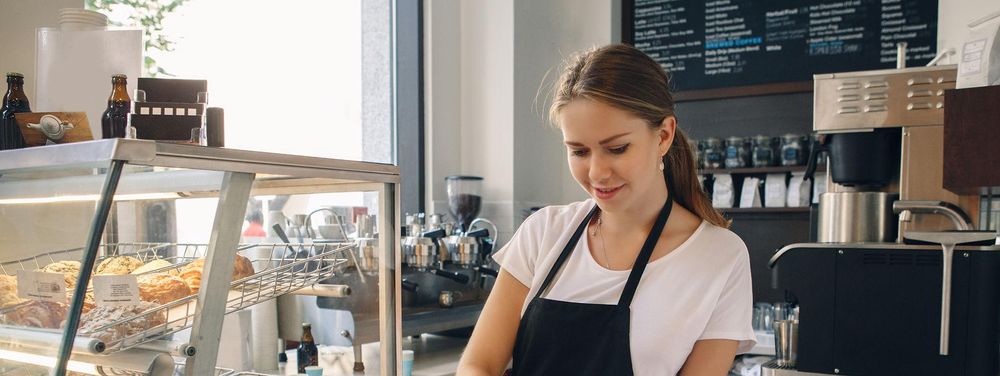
[493,199,756,376]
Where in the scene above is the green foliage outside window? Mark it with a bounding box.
[85,0,188,77]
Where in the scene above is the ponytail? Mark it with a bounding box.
[664,130,729,228]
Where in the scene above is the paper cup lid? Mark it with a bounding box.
[402,349,414,361]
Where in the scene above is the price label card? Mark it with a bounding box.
[92,274,140,307]
[16,270,66,303]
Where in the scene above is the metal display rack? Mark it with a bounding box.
[0,139,401,376]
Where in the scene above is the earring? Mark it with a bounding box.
[658,161,665,171]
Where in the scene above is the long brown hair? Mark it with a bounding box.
[549,44,729,228]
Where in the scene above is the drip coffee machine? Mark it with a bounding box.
[767,65,999,376]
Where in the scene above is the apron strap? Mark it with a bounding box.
[534,204,599,300]
[617,194,674,308]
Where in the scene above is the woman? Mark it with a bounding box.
[456,44,755,376]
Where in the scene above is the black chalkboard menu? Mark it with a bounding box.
[623,0,938,100]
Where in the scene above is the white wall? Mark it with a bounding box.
[938,0,1000,64]
[512,0,619,219]
[426,0,518,241]
[0,0,82,104]
[425,0,617,243]
[458,0,515,233]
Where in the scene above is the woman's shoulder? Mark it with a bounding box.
[688,221,749,261]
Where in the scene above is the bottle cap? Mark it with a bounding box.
[5,72,24,78]
[402,349,414,361]
[112,73,127,79]
[302,322,311,328]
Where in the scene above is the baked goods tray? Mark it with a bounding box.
[0,241,355,354]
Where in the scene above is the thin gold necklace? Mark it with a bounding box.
[591,212,611,269]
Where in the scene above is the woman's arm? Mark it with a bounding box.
[456,269,530,376]
[677,339,739,376]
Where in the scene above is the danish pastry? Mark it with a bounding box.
[178,254,255,293]
[3,300,67,329]
[96,256,144,275]
[137,273,192,304]
[41,260,81,289]
[78,301,166,344]
[131,259,178,276]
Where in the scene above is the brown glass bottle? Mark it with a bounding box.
[101,74,131,139]
[1,72,31,150]
[297,322,319,372]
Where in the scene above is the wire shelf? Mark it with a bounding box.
[0,241,354,355]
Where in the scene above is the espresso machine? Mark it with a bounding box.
[398,176,499,310]
[766,65,1000,375]
[315,176,500,371]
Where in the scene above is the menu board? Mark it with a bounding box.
[626,0,939,99]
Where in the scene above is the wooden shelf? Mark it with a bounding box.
[698,165,824,175]
[718,207,811,214]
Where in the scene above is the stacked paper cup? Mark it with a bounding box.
[58,8,108,30]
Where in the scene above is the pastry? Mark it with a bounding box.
[0,290,21,308]
[0,275,22,307]
[178,266,202,294]
[178,254,255,294]
[82,291,96,313]
[136,273,192,304]
[78,301,165,345]
[62,290,97,313]
[96,256,144,275]
[3,300,67,329]
[233,254,256,281]
[0,274,16,294]
[131,259,178,276]
[41,260,81,289]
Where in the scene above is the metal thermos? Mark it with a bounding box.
[818,192,898,243]
[774,319,799,367]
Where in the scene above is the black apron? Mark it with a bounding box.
[511,195,674,376]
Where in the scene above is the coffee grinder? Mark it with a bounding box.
[445,176,483,233]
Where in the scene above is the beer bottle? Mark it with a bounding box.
[297,322,319,373]
[100,74,131,139]
[0,72,31,150]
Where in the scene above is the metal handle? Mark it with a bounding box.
[940,243,954,355]
[304,207,349,240]
[135,339,196,357]
[291,284,352,298]
[891,200,974,231]
[270,224,298,256]
[476,266,499,277]
[433,269,470,284]
[0,325,105,355]
[401,280,419,292]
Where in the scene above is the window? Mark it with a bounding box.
[91,0,371,160]
[88,0,423,228]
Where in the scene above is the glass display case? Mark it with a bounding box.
[0,139,400,376]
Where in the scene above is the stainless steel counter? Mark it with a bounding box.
[761,360,839,376]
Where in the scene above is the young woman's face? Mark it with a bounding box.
[559,99,674,213]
